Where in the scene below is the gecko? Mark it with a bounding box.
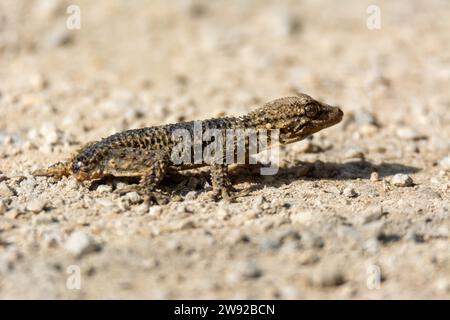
[33,93,343,202]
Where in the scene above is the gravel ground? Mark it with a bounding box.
[0,0,449,299]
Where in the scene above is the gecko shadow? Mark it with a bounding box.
[229,159,421,192]
[90,160,420,196]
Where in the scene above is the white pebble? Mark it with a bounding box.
[391,174,414,187]
[396,127,424,140]
[354,110,377,126]
[64,231,100,257]
[26,199,47,213]
[343,187,358,198]
[149,205,163,217]
[41,25,73,48]
[29,73,47,91]
[124,191,142,204]
[439,156,450,171]
[363,238,380,254]
[135,202,149,215]
[96,185,112,193]
[370,172,380,182]
[216,205,230,220]
[40,123,60,146]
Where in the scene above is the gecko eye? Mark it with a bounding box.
[305,103,320,119]
[72,161,83,173]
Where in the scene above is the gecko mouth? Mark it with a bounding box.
[280,108,343,144]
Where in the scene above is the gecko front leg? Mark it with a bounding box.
[210,164,236,201]
[114,150,171,204]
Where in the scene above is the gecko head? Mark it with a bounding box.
[251,93,343,144]
[71,153,104,181]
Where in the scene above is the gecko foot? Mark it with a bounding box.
[210,185,237,202]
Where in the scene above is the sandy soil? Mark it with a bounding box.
[0,0,449,299]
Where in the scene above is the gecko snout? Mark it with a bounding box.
[335,107,344,120]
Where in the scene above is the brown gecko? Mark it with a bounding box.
[33,93,343,202]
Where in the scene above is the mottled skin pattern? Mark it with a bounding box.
[33,93,343,201]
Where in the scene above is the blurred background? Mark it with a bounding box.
[1,0,449,139]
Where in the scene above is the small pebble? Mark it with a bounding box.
[184,190,198,201]
[96,198,116,208]
[236,261,263,279]
[391,174,414,187]
[354,110,378,126]
[29,73,48,91]
[41,25,73,48]
[396,127,425,140]
[64,231,101,257]
[435,278,450,294]
[135,202,150,215]
[19,177,37,193]
[277,286,300,299]
[343,186,358,198]
[434,225,449,238]
[216,205,230,220]
[177,219,196,230]
[225,229,250,244]
[96,185,112,193]
[34,0,61,17]
[31,213,55,225]
[311,265,346,287]
[149,205,163,217]
[40,123,61,146]
[358,206,385,225]
[124,191,142,204]
[370,172,380,182]
[439,156,450,171]
[26,199,47,213]
[363,237,380,253]
[0,256,14,274]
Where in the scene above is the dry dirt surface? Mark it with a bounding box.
[0,0,449,299]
